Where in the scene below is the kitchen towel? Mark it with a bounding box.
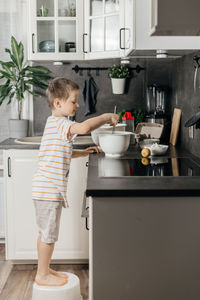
[82,75,99,116]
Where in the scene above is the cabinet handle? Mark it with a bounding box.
[86,161,89,167]
[83,33,88,53]
[32,33,35,53]
[120,28,126,49]
[8,157,11,177]
[120,28,130,50]
[85,207,89,230]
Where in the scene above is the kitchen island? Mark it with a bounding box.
[86,146,200,300]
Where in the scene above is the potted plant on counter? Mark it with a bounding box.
[108,64,129,94]
[0,36,52,138]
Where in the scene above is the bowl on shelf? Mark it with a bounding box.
[98,131,133,158]
[91,123,126,146]
[39,40,55,52]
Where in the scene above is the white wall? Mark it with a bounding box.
[0,0,30,142]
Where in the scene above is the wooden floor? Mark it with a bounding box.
[0,244,89,300]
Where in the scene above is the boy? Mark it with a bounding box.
[32,77,119,286]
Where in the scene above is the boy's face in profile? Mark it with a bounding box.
[53,89,79,117]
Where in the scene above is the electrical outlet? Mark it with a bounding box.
[189,126,194,139]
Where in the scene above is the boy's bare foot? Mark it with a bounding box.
[35,273,68,286]
[48,268,68,279]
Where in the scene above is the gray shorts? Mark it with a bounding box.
[33,200,63,243]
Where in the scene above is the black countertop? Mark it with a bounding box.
[86,146,200,197]
[0,138,94,150]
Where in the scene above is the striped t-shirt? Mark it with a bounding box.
[32,116,77,207]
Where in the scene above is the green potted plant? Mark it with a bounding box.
[108,64,129,94]
[0,36,52,138]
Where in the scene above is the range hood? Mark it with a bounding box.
[151,0,200,36]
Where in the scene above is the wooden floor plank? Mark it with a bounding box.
[0,270,32,300]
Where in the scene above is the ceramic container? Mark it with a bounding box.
[139,138,160,149]
[98,131,133,157]
[91,123,126,146]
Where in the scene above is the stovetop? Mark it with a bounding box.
[98,157,200,177]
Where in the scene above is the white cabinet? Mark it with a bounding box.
[27,0,136,61]
[150,0,200,36]
[84,0,136,59]
[3,149,89,261]
[135,0,200,50]
[0,170,4,239]
[28,0,84,60]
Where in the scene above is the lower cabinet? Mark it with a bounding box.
[3,149,89,261]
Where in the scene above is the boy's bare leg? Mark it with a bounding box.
[35,236,68,286]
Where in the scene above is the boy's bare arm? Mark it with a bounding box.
[70,113,119,135]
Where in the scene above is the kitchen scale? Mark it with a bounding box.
[98,157,200,177]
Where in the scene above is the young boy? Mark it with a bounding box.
[32,77,119,286]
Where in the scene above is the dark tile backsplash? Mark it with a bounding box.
[171,52,200,158]
[33,58,173,135]
[34,55,200,157]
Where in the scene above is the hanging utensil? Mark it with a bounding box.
[185,107,200,129]
[193,55,200,92]
[112,105,117,134]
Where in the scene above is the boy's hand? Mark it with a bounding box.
[84,146,101,154]
[108,113,119,126]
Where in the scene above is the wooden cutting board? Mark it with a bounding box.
[170,108,182,146]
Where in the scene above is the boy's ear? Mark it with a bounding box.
[54,98,61,108]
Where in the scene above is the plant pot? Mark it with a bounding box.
[111,78,126,94]
[9,119,29,138]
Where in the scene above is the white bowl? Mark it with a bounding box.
[98,131,132,157]
[146,143,168,156]
[139,139,160,149]
[91,123,126,146]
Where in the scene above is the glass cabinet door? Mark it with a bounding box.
[84,0,135,59]
[89,0,120,52]
[29,0,83,60]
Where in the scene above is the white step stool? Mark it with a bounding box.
[32,272,82,300]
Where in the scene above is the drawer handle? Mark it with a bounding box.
[85,207,89,230]
[86,161,89,167]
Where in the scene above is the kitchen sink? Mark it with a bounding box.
[15,135,94,145]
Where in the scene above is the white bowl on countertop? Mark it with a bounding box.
[145,143,169,156]
[91,123,126,146]
[98,131,133,158]
[139,138,160,149]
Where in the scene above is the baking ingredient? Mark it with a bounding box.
[141,148,151,158]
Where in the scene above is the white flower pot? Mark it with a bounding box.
[9,119,29,138]
[111,78,126,94]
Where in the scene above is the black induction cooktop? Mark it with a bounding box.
[98,157,200,177]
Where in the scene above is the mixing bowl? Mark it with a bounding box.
[91,123,126,146]
[98,131,132,157]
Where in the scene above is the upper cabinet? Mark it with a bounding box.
[27,0,136,60]
[150,0,200,36]
[84,0,136,59]
[135,0,200,51]
[28,0,84,60]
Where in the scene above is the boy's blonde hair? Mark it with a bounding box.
[46,77,79,109]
